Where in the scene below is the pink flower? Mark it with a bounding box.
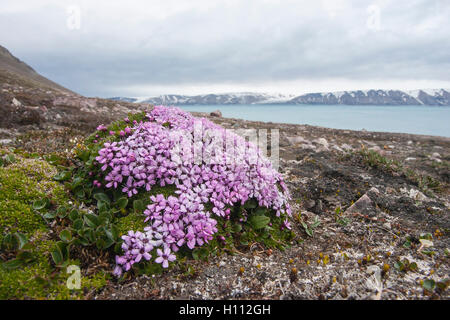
[155,248,176,268]
[98,106,292,276]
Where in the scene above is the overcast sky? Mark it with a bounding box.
[1,0,449,97]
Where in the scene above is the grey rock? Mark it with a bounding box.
[312,199,323,214]
[285,135,306,145]
[345,189,378,216]
[304,199,316,210]
[12,97,21,107]
[210,110,222,117]
[314,138,329,148]
[0,139,12,145]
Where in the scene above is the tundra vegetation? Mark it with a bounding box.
[0,107,295,299]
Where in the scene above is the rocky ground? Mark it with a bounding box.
[93,114,450,300]
[1,77,449,300]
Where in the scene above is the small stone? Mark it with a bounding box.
[286,136,306,145]
[0,139,13,145]
[12,97,22,107]
[210,110,222,117]
[345,193,375,216]
[408,189,428,202]
[314,138,329,148]
[312,199,323,214]
[431,152,441,159]
[341,144,353,151]
[304,199,316,210]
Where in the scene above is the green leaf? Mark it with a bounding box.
[82,229,95,242]
[311,217,321,228]
[71,177,83,189]
[78,150,90,162]
[84,214,100,228]
[5,154,16,164]
[72,219,84,230]
[232,223,243,233]
[97,201,110,213]
[68,209,79,221]
[110,225,119,241]
[73,237,90,247]
[16,233,28,249]
[95,238,106,250]
[53,170,72,182]
[394,261,404,271]
[59,229,72,243]
[249,215,270,230]
[57,206,68,218]
[2,258,23,270]
[56,241,69,259]
[100,210,113,222]
[17,251,35,263]
[192,247,209,261]
[43,212,57,220]
[94,193,110,205]
[408,262,418,271]
[75,189,86,199]
[33,198,49,210]
[102,237,115,249]
[133,199,145,213]
[419,233,433,240]
[115,197,128,210]
[2,233,19,250]
[254,207,268,215]
[51,248,64,265]
[422,279,435,291]
[244,199,258,209]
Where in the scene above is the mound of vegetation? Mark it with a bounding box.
[0,106,295,298]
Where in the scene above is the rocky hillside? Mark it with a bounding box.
[0,45,151,141]
[0,45,73,95]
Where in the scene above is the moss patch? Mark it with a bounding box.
[0,151,109,299]
[115,212,147,237]
[0,154,69,242]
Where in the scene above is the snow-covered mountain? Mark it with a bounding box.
[137,92,295,105]
[288,89,450,106]
[109,89,450,106]
[109,97,138,103]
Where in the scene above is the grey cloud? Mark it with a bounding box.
[1,0,449,97]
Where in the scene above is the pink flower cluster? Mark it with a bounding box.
[93,106,291,276]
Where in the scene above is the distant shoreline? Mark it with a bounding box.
[191,111,450,141]
[178,104,450,138]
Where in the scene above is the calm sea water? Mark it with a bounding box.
[178,104,450,137]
